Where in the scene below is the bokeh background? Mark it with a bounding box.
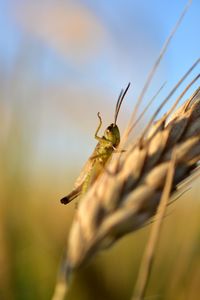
[1,0,200,299]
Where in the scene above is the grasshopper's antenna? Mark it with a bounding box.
[114,82,131,125]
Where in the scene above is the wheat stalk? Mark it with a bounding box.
[64,80,200,275]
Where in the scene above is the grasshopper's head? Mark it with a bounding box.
[104,82,130,147]
[104,123,120,147]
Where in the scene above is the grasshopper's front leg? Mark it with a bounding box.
[95,112,105,142]
[112,147,126,153]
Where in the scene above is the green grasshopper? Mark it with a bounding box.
[60,83,130,205]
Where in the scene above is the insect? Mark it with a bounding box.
[60,82,130,205]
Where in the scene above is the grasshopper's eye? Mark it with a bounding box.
[107,124,114,131]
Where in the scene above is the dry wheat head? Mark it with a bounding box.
[65,86,200,278]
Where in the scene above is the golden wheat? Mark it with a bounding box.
[65,84,200,277]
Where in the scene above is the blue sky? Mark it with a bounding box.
[1,0,200,173]
[1,0,199,86]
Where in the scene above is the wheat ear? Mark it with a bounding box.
[65,82,200,277]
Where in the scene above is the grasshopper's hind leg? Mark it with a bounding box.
[60,185,82,205]
[80,169,94,196]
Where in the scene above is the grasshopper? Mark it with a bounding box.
[60,83,130,205]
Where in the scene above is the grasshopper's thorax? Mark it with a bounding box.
[104,123,120,147]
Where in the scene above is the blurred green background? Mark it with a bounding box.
[1,1,200,299]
